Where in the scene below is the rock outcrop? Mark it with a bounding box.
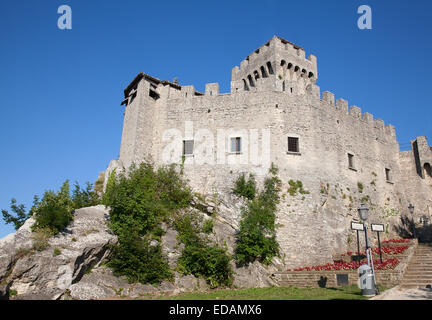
[0,202,277,300]
[0,205,116,299]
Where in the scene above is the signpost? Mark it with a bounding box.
[371,223,385,263]
[351,221,364,260]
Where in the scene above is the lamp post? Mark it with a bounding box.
[358,203,370,265]
[358,203,379,295]
[408,204,416,239]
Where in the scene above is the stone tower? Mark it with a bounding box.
[230,36,318,95]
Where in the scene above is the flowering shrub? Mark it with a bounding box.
[372,245,408,255]
[287,258,400,272]
[382,239,412,244]
[286,238,413,273]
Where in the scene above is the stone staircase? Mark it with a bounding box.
[400,243,432,288]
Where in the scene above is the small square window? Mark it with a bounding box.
[183,140,194,156]
[348,153,355,169]
[231,137,241,153]
[288,137,299,153]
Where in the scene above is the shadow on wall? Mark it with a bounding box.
[318,276,327,288]
[393,216,432,243]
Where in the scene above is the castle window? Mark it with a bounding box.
[260,66,268,78]
[247,75,255,87]
[149,89,160,100]
[281,60,286,67]
[129,92,137,104]
[243,79,249,91]
[348,153,356,170]
[308,72,314,78]
[294,66,300,72]
[287,63,293,70]
[183,140,194,156]
[254,70,260,80]
[385,168,392,182]
[425,163,432,178]
[287,137,299,153]
[231,137,241,154]
[266,61,274,75]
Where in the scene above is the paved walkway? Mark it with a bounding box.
[370,285,432,300]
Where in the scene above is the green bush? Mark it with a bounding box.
[235,164,281,266]
[232,173,257,200]
[108,235,172,284]
[202,219,214,234]
[53,248,61,257]
[174,212,233,288]
[71,181,100,209]
[103,163,193,285]
[31,180,74,235]
[103,163,192,238]
[2,180,100,235]
[178,244,232,289]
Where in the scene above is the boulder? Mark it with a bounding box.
[0,205,117,300]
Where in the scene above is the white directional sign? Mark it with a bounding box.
[371,224,384,232]
[351,221,364,231]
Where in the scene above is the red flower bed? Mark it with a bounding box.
[382,239,412,244]
[340,245,408,257]
[372,245,409,255]
[287,258,400,272]
[286,239,413,273]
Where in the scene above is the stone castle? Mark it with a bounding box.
[105,36,432,268]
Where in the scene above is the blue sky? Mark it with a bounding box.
[0,0,431,238]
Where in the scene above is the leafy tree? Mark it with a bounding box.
[1,199,30,230]
[235,164,282,266]
[31,180,74,235]
[71,181,100,209]
[174,212,233,288]
[108,234,171,284]
[232,173,257,200]
[103,163,193,284]
[2,179,101,235]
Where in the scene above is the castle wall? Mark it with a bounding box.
[117,75,414,268]
[114,37,431,269]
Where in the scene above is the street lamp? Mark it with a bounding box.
[408,204,417,239]
[357,203,379,296]
[358,203,369,222]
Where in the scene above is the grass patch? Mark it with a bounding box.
[134,285,380,300]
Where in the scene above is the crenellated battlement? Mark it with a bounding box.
[316,89,396,139]
[231,36,318,94]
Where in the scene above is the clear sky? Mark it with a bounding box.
[0,0,431,238]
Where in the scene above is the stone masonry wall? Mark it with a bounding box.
[111,36,432,270]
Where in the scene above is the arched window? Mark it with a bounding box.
[254,70,260,80]
[294,66,300,72]
[281,60,286,67]
[266,61,274,74]
[287,63,293,70]
[243,79,249,91]
[248,74,255,87]
[260,66,268,78]
[308,72,314,78]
